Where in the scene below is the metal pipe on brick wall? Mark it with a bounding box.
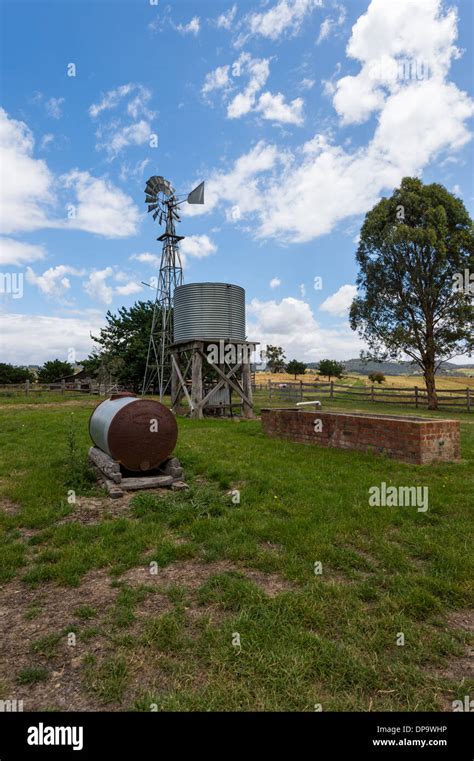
[89,393,178,472]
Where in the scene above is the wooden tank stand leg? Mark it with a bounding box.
[191,345,204,419]
[171,351,180,411]
[241,360,254,419]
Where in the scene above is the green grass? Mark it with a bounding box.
[0,398,472,711]
[82,654,128,704]
[17,666,49,685]
[74,605,98,620]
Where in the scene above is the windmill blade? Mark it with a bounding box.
[187,181,205,205]
[145,195,157,204]
[145,175,175,198]
[145,180,158,195]
[148,203,159,212]
[153,211,159,221]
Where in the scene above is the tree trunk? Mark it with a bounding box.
[424,364,438,410]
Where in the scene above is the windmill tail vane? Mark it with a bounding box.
[141,176,205,398]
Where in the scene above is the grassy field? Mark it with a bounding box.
[0,395,472,712]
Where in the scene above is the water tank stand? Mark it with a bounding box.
[88,447,188,497]
[170,339,258,420]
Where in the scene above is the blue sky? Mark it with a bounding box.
[1,0,473,365]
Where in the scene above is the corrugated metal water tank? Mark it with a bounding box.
[173,282,246,343]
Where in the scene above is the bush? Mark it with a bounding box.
[368,372,385,384]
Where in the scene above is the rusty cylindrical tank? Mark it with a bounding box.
[89,393,178,472]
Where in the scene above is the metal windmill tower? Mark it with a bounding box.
[142,175,205,398]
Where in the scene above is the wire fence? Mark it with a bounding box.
[1,379,471,412]
[0,381,118,397]
[252,380,472,412]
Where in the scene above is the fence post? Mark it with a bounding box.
[61,379,65,395]
[370,384,375,402]
[330,381,334,400]
[299,380,303,400]
[414,386,418,409]
[467,387,471,413]
[269,381,272,401]
[25,380,29,395]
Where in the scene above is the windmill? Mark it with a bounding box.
[142,175,205,398]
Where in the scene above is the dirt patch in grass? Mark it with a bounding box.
[0,557,294,710]
[0,569,119,710]
[0,497,22,516]
[120,558,294,598]
[57,490,173,526]
[440,609,474,682]
[448,609,474,634]
[430,608,473,710]
[57,495,135,525]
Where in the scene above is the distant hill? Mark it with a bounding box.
[305,359,474,376]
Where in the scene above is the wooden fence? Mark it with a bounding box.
[252,380,472,412]
[0,382,103,396]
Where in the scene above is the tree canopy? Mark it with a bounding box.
[264,345,286,373]
[37,360,74,383]
[350,177,474,408]
[88,300,157,392]
[318,359,344,381]
[0,363,34,384]
[286,360,307,379]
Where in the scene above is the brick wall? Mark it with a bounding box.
[260,409,460,465]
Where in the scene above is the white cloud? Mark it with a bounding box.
[216,5,237,30]
[40,133,55,150]
[333,0,460,125]
[83,267,114,305]
[61,170,140,238]
[248,296,365,362]
[256,92,304,125]
[240,0,322,44]
[115,281,143,296]
[204,53,304,125]
[130,252,161,266]
[227,54,271,118]
[316,3,346,45]
[119,158,150,183]
[97,119,152,159]
[0,239,46,266]
[0,109,140,239]
[0,108,55,234]
[299,283,306,297]
[300,78,315,91]
[26,264,84,300]
[184,141,284,221]
[89,84,152,119]
[83,267,143,303]
[89,84,155,159]
[194,0,473,243]
[202,65,231,96]
[270,277,281,288]
[319,284,357,316]
[0,312,105,365]
[45,97,65,119]
[180,235,217,259]
[176,16,200,35]
[317,18,332,45]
